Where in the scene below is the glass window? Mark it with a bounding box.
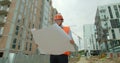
[118,5,120,11]
[15,30,18,35]
[113,5,119,18]
[18,41,21,50]
[108,6,113,18]
[111,29,116,39]
[0,52,3,57]
[31,34,33,40]
[25,42,28,50]
[13,38,17,43]
[16,26,19,30]
[118,40,120,45]
[119,28,120,33]
[110,19,120,28]
[15,26,19,35]
[32,24,34,28]
[33,15,36,22]
[12,38,17,49]
[29,43,32,51]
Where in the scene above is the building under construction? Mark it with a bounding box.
[95,3,120,57]
[0,0,58,63]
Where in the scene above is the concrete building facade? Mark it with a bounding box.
[95,3,120,53]
[0,0,45,58]
[83,24,99,52]
[40,0,51,28]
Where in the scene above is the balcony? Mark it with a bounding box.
[0,6,9,15]
[0,0,11,6]
[0,16,7,25]
[0,10,8,15]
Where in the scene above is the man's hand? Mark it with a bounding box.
[70,39,75,44]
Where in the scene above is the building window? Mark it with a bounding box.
[108,6,113,18]
[31,34,33,40]
[104,15,107,20]
[100,9,106,13]
[0,52,3,57]
[32,24,34,28]
[118,5,120,11]
[110,41,113,47]
[110,19,120,28]
[29,43,32,51]
[15,26,19,35]
[15,30,18,35]
[20,28,23,37]
[116,40,119,46]
[17,19,20,23]
[28,24,31,28]
[111,29,116,39]
[18,15,22,22]
[119,28,120,33]
[18,42,21,50]
[12,38,17,49]
[118,40,120,46]
[113,5,120,18]
[16,26,19,30]
[25,42,28,50]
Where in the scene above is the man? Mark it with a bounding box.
[50,13,75,63]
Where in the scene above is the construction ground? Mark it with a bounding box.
[69,56,120,63]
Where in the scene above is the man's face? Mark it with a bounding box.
[55,20,63,26]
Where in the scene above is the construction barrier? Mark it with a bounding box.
[0,53,50,63]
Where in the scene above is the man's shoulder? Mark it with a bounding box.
[63,26,70,28]
[62,26,70,31]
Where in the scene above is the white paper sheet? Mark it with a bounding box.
[32,24,75,55]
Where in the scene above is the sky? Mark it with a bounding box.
[52,0,120,50]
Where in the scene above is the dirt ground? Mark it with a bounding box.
[87,56,120,63]
[69,57,80,63]
[69,56,120,63]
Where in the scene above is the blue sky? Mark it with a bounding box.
[52,0,120,50]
